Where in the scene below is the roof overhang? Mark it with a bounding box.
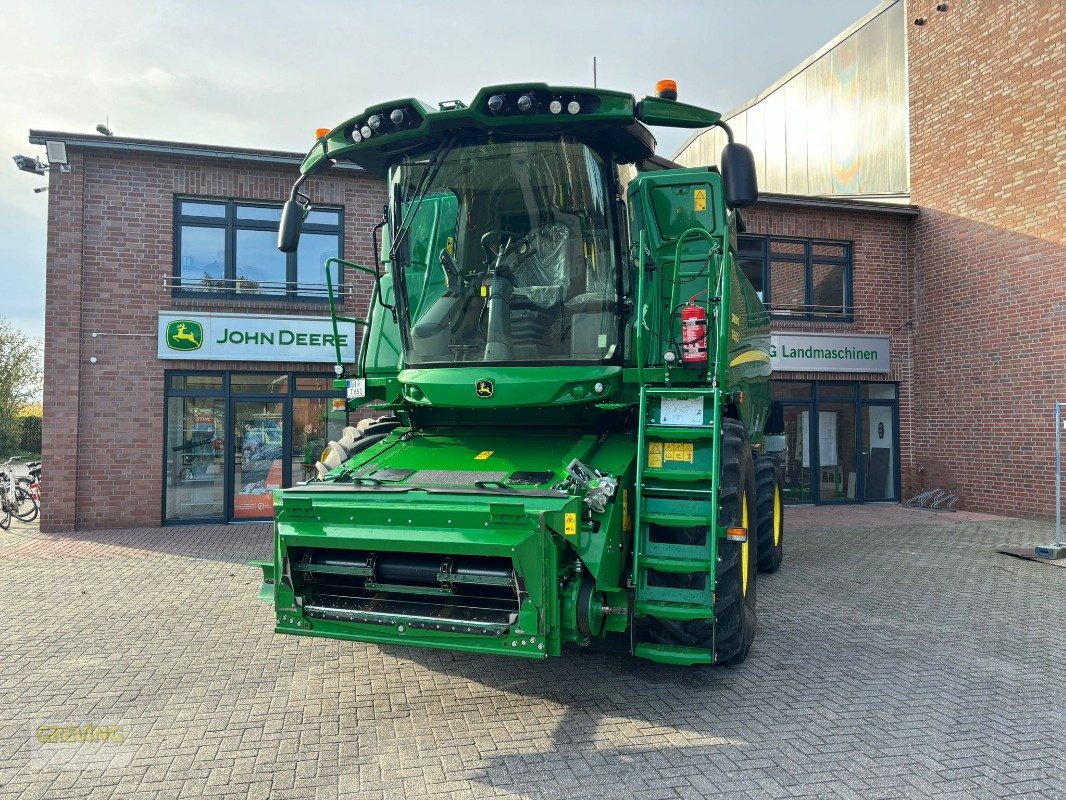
[755,192,919,217]
[27,130,363,171]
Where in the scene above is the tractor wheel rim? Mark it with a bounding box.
[741,493,750,595]
[773,485,782,546]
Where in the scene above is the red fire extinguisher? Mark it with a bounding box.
[680,292,708,364]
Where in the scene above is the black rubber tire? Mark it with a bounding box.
[11,485,38,523]
[754,455,784,573]
[645,419,758,665]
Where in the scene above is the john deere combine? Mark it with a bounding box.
[260,81,784,665]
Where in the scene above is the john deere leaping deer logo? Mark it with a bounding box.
[475,379,494,398]
[166,320,203,351]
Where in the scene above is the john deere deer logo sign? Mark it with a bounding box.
[475,379,494,398]
[158,312,356,362]
[166,320,203,351]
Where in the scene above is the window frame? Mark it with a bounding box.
[173,197,344,302]
[737,234,854,322]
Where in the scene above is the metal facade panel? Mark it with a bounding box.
[784,78,810,195]
[805,54,836,195]
[830,31,862,195]
[672,1,908,198]
[762,89,788,192]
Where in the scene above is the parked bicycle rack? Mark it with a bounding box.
[905,488,957,512]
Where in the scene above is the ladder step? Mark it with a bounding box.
[634,600,715,620]
[643,467,715,482]
[639,514,707,533]
[634,642,713,666]
[645,424,716,438]
[641,512,710,528]
[641,485,715,498]
[640,555,714,574]
[643,387,717,397]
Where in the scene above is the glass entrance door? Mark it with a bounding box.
[231,400,286,520]
[862,404,897,501]
[816,402,857,502]
[165,396,226,521]
[781,404,813,503]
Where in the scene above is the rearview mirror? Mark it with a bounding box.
[278,199,306,253]
[720,142,758,209]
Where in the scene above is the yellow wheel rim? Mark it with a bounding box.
[741,493,750,595]
[773,485,782,546]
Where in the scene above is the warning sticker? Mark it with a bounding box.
[694,188,707,212]
[664,442,694,463]
[647,442,663,469]
[474,450,494,460]
[564,512,578,535]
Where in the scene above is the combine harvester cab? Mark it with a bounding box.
[258,82,784,665]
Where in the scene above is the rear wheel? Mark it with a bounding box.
[645,420,758,665]
[754,455,784,573]
[11,485,38,522]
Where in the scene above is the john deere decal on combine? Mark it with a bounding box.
[257,81,786,665]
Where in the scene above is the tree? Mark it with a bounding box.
[0,318,43,455]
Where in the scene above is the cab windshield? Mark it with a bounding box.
[388,137,619,365]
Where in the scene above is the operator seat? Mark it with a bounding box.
[508,221,576,358]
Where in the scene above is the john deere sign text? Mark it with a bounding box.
[158,312,355,363]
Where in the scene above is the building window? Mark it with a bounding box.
[737,236,853,320]
[174,198,343,300]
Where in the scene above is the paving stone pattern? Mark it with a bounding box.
[0,507,1062,799]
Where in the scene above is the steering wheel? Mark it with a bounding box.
[480,230,533,264]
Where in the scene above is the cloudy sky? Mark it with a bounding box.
[0,0,881,339]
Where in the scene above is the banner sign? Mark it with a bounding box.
[158,311,355,363]
[770,332,890,373]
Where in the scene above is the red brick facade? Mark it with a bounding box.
[744,201,917,499]
[41,145,385,531]
[906,0,1065,517]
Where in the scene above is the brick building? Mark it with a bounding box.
[677,0,1065,517]
[29,0,1062,529]
[30,133,385,530]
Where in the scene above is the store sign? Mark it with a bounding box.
[158,311,355,363]
[770,332,890,373]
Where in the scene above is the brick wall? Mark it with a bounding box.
[42,149,386,531]
[907,0,1065,516]
[745,202,917,497]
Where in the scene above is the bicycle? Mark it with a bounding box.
[15,460,40,523]
[0,457,36,528]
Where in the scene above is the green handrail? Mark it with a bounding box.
[324,257,377,373]
[635,230,646,386]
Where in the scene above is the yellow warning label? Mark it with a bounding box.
[694,188,707,211]
[480,285,488,298]
[648,442,663,469]
[474,450,493,460]
[664,442,694,463]
[564,512,578,535]
[622,489,632,532]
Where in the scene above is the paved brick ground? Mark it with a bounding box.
[1,507,1062,799]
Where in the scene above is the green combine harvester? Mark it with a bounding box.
[259,81,785,666]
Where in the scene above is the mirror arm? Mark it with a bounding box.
[715,120,735,145]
